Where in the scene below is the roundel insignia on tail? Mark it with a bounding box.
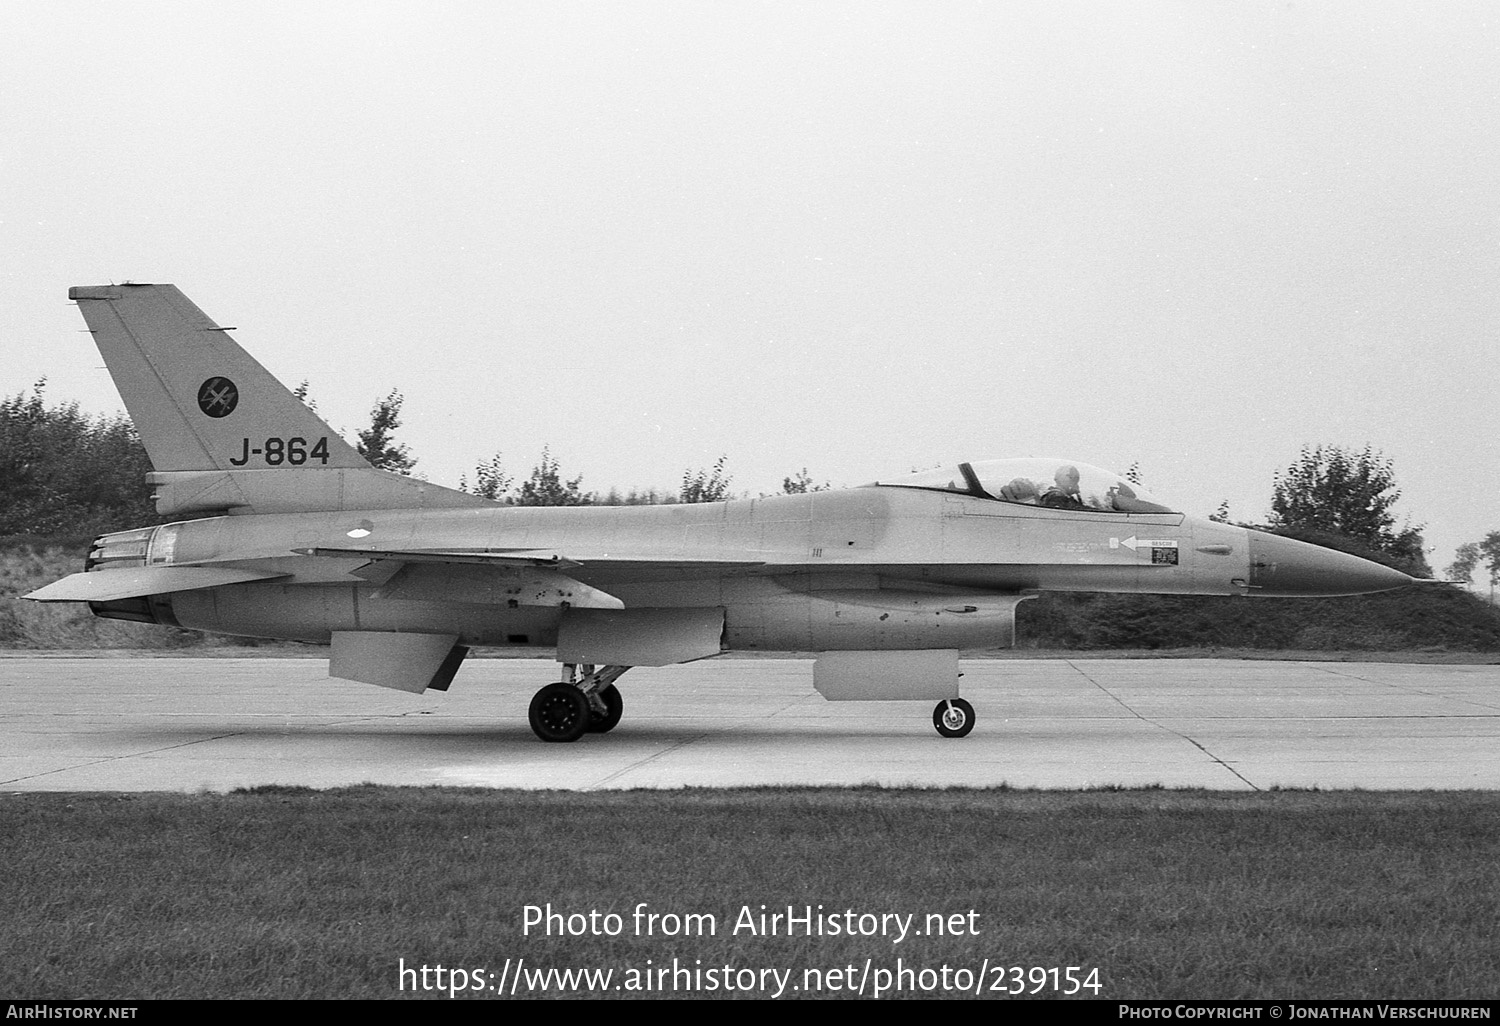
[197,377,238,418]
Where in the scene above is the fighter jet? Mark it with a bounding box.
[26,284,1420,741]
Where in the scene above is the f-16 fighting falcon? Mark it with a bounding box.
[26,285,1419,741]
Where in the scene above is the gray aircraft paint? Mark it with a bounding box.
[27,285,1421,741]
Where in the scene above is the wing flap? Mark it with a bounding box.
[24,566,289,603]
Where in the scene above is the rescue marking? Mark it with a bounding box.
[1110,536,1178,552]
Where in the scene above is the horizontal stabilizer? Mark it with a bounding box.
[24,566,288,603]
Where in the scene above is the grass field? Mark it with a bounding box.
[3,788,1497,1000]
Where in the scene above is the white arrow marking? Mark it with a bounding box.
[1110,536,1176,552]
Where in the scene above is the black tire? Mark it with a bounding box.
[529,683,591,742]
[933,698,975,738]
[586,685,624,734]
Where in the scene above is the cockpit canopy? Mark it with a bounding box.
[871,458,1177,514]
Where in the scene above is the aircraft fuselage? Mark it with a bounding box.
[30,283,1422,741]
[85,485,1400,655]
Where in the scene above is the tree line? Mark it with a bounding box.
[0,385,770,532]
[1448,534,1500,602]
[0,383,1483,589]
[1263,444,1431,578]
[357,392,823,507]
[0,383,156,537]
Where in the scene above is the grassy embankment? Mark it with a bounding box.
[4,537,1498,654]
[3,788,1498,1000]
[0,539,230,650]
[1017,588,1500,653]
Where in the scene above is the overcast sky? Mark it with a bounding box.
[3,1,1496,574]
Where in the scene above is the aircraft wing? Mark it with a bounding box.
[299,546,768,573]
[299,546,741,666]
[25,566,289,603]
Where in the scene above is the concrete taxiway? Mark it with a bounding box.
[1,655,1497,791]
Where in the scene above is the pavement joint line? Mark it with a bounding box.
[1309,664,1500,713]
[0,731,247,786]
[583,733,720,790]
[1064,660,1261,792]
[762,695,819,718]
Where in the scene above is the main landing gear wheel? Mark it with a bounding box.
[529,683,591,743]
[933,698,975,738]
[587,685,624,734]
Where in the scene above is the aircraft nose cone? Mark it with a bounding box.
[1246,531,1417,597]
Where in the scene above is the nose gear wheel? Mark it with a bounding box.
[933,698,975,738]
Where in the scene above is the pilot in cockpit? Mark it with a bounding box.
[1106,479,1162,513]
[877,459,1175,514]
[1040,465,1085,509]
[998,478,1041,503]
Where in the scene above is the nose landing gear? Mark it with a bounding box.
[933,698,975,738]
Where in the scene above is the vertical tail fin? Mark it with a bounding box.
[71,283,489,515]
[70,284,367,473]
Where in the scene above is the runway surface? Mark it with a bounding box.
[2,655,1497,791]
